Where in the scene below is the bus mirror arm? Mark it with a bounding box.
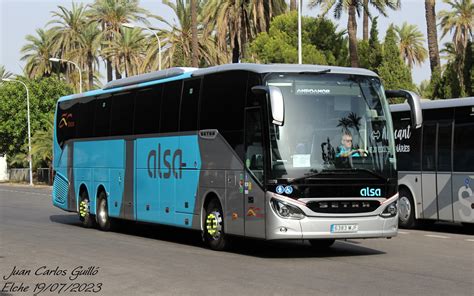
[251,85,285,126]
[385,90,423,129]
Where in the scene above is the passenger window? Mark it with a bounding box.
[160,80,182,133]
[437,123,452,172]
[134,86,162,135]
[422,123,436,171]
[110,92,135,136]
[93,96,111,137]
[180,78,200,132]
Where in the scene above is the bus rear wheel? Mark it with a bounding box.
[203,199,228,251]
[79,190,95,228]
[97,191,112,231]
[398,188,416,228]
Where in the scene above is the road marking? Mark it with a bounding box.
[424,234,450,239]
[398,231,410,234]
[465,239,474,242]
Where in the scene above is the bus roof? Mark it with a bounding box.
[390,97,474,112]
[58,63,378,103]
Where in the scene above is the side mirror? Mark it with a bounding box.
[385,90,423,129]
[252,85,284,126]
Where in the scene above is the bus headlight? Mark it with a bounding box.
[380,201,398,218]
[271,198,305,220]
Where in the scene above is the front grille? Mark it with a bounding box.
[53,174,68,204]
[306,200,380,214]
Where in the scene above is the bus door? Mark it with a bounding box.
[436,122,454,221]
[244,107,266,238]
[421,123,438,219]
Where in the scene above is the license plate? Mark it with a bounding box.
[330,224,359,233]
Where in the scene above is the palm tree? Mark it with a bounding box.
[150,0,225,69]
[425,0,441,73]
[0,65,12,80]
[439,0,474,89]
[191,0,199,67]
[87,0,150,81]
[103,27,146,77]
[362,0,400,41]
[48,3,88,90]
[203,0,286,63]
[31,113,54,169]
[21,29,56,78]
[309,0,400,68]
[290,0,297,11]
[395,22,428,68]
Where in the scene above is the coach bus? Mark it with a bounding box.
[391,97,474,228]
[52,63,422,250]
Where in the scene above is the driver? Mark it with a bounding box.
[336,130,364,157]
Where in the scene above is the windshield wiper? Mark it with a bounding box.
[298,69,331,75]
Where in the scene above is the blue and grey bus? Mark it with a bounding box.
[391,97,474,228]
[52,63,422,250]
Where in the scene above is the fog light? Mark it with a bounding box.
[280,227,288,232]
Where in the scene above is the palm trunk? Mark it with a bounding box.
[290,0,297,12]
[232,34,240,63]
[363,0,369,41]
[87,52,94,90]
[348,3,359,67]
[115,66,122,80]
[191,0,199,67]
[425,0,440,73]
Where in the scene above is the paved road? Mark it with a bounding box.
[1,184,473,296]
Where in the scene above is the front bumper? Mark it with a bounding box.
[265,193,398,240]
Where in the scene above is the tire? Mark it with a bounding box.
[96,191,112,231]
[398,188,416,228]
[309,239,335,249]
[203,199,228,251]
[79,190,95,228]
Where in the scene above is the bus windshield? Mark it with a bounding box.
[265,73,396,181]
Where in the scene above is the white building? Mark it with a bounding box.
[0,154,7,181]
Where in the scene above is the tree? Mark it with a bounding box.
[395,22,428,68]
[358,16,382,72]
[88,0,150,81]
[439,0,474,91]
[203,0,286,63]
[309,0,400,67]
[290,0,297,11]
[48,3,88,90]
[248,12,347,65]
[0,65,12,80]
[20,29,56,78]
[0,77,73,165]
[191,0,199,67]
[425,0,441,73]
[102,27,146,77]
[378,25,414,91]
[151,0,225,68]
[362,0,400,41]
[31,112,55,169]
[464,41,473,95]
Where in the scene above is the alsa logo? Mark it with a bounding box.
[147,144,186,179]
[360,187,382,197]
[59,113,75,128]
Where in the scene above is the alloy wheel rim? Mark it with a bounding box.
[399,196,411,222]
[206,211,222,240]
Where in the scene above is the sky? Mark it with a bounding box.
[0,0,453,85]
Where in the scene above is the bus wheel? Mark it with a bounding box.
[79,190,95,228]
[97,191,112,231]
[398,188,415,228]
[203,199,228,251]
[309,239,335,249]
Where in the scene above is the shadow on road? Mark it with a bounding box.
[407,221,474,235]
[50,214,385,258]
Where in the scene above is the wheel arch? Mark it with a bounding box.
[200,190,224,232]
[398,183,419,219]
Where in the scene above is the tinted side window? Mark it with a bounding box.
[422,123,436,171]
[437,123,452,172]
[134,86,162,135]
[94,96,111,137]
[180,78,201,132]
[453,106,474,172]
[76,98,95,139]
[200,71,247,131]
[160,80,182,133]
[110,92,135,136]
[56,100,78,145]
[392,111,421,171]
